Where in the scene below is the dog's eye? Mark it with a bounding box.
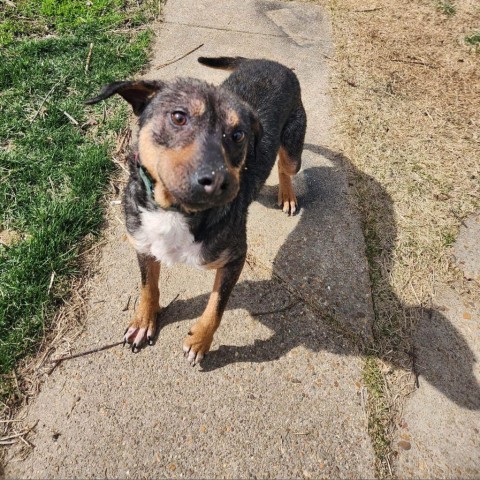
[171,111,188,126]
[232,130,246,143]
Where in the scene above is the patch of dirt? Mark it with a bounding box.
[0,229,22,247]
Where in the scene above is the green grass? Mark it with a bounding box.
[362,357,391,475]
[436,1,456,16]
[0,0,158,399]
[465,31,480,49]
[442,230,456,247]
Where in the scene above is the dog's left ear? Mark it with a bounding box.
[85,80,164,116]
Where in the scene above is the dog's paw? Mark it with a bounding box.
[280,198,297,215]
[278,191,297,215]
[123,307,158,353]
[182,324,213,366]
[278,176,297,215]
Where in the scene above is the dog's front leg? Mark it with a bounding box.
[124,253,160,352]
[183,255,246,365]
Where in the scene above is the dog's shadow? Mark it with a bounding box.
[156,143,480,411]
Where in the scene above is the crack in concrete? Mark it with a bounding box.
[163,20,327,43]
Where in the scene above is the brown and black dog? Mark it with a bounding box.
[86,56,306,365]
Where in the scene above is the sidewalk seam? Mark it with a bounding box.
[163,20,330,43]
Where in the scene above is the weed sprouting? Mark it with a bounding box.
[465,32,480,50]
[437,1,456,16]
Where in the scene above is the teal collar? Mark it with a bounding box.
[138,163,155,199]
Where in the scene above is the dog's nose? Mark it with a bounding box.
[197,171,229,195]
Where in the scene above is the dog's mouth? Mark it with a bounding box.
[169,185,240,213]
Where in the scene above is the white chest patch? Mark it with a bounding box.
[132,208,205,268]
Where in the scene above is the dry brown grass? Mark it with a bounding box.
[331,0,479,304]
[317,0,480,475]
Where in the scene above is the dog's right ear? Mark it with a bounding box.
[85,80,164,116]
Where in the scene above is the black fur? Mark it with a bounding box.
[198,56,246,70]
[189,58,306,263]
[87,57,306,333]
[86,57,307,267]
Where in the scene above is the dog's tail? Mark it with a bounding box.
[198,56,247,71]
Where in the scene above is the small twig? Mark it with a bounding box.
[34,346,54,371]
[352,7,383,12]
[31,79,63,123]
[0,439,16,445]
[250,299,300,317]
[51,341,124,366]
[78,240,106,258]
[110,180,120,195]
[360,387,368,422]
[122,295,131,312]
[115,128,132,155]
[0,421,38,445]
[389,58,437,69]
[245,257,256,271]
[112,156,129,173]
[167,294,179,306]
[155,43,204,70]
[47,271,56,294]
[85,42,94,74]
[19,434,34,448]
[63,110,79,126]
[49,293,180,366]
[386,454,393,477]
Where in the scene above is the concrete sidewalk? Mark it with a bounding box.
[5,1,376,477]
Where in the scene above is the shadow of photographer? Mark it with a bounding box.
[158,143,479,411]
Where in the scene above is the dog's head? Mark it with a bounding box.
[86,78,262,212]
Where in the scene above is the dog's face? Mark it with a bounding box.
[86,79,262,211]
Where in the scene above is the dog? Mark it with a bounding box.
[86,56,307,365]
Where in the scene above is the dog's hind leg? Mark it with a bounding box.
[278,102,307,215]
[124,253,160,352]
[183,255,246,365]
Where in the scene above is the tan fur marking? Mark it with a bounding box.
[128,258,160,331]
[203,249,232,270]
[223,145,246,189]
[183,269,224,354]
[138,126,163,183]
[226,109,239,127]
[153,182,176,208]
[227,164,241,188]
[191,98,206,116]
[277,146,298,214]
[138,124,199,208]
[278,146,299,176]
